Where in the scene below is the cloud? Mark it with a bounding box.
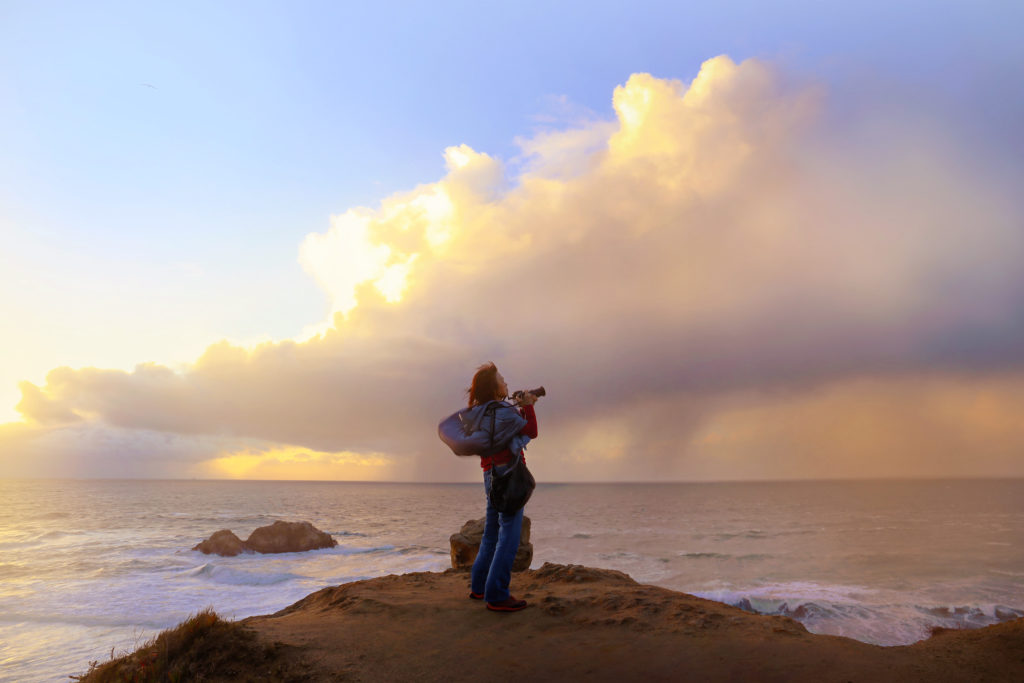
[0,420,234,479]
[682,373,1024,481]
[5,56,1024,481]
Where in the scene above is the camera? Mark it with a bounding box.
[510,386,546,403]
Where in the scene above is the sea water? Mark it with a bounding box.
[1,478,1022,682]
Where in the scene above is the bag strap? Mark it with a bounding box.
[486,401,498,452]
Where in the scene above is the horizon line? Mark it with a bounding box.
[3,475,1022,485]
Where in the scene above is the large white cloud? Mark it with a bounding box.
[6,56,1024,481]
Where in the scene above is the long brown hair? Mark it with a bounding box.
[467,362,501,407]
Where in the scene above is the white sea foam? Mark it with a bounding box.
[691,581,1024,645]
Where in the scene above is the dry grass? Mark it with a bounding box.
[72,608,309,682]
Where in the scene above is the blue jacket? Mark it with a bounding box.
[438,400,531,458]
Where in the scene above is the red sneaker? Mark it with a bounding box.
[469,591,484,600]
[486,597,528,612]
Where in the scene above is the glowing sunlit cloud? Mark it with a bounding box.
[298,211,391,317]
[297,143,500,335]
[5,56,1024,481]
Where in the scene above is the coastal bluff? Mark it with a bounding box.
[77,563,1024,682]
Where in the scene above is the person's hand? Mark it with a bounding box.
[518,392,537,406]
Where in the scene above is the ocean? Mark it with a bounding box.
[1,478,1022,682]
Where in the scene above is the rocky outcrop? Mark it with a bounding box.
[244,521,337,554]
[193,521,337,556]
[450,516,533,572]
[79,564,1024,683]
[192,529,249,557]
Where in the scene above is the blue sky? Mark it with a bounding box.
[2,1,1023,480]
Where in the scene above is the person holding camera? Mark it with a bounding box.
[465,362,539,613]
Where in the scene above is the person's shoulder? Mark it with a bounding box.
[489,400,520,415]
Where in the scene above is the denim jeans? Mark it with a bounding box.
[470,468,525,603]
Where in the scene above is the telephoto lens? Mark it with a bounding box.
[512,386,546,402]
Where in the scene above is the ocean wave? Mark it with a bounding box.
[919,604,1024,622]
[678,552,772,561]
[394,545,445,556]
[990,569,1024,578]
[695,528,817,541]
[695,584,1024,645]
[0,540,36,550]
[697,581,874,605]
[34,512,72,520]
[0,562,33,579]
[185,563,304,586]
[712,530,768,541]
[597,551,642,560]
[0,530,87,550]
[36,530,86,542]
[89,556,189,578]
[328,544,396,556]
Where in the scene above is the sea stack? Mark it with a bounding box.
[192,529,248,556]
[193,521,337,556]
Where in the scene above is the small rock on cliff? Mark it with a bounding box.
[450,516,533,572]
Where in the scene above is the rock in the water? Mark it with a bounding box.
[192,529,249,556]
[245,521,337,554]
[193,521,337,556]
[450,516,533,572]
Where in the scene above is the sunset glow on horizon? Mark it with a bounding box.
[3,2,1023,482]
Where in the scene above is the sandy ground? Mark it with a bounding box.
[235,563,1024,682]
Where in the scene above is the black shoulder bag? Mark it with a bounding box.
[484,404,536,514]
[488,452,536,515]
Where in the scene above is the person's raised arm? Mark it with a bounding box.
[519,402,538,439]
